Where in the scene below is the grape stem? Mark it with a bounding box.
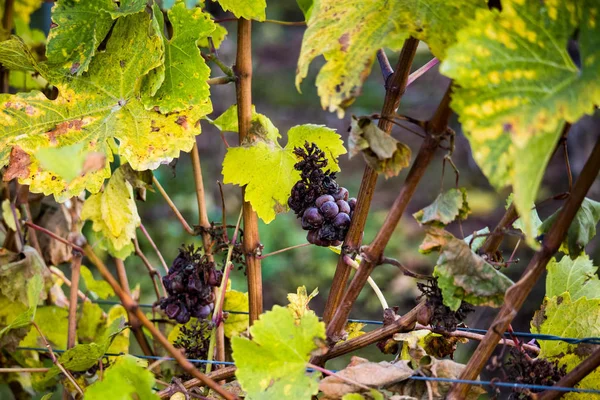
[24,221,84,253]
[139,223,169,274]
[152,176,195,235]
[258,242,311,259]
[343,255,388,310]
[379,256,431,280]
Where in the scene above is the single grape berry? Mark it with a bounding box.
[336,200,351,214]
[348,198,357,210]
[320,201,339,220]
[302,207,324,229]
[332,212,351,229]
[307,230,319,244]
[333,187,349,201]
[316,194,335,208]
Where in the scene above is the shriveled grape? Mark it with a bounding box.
[320,201,339,219]
[337,200,351,214]
[303,207,324,228]
[316,194,335,207]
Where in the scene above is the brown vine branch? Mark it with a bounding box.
[377,49,394,84]
[448,133,600,398]
[115,258,155,357]
[379,256,431,280]
[83,245,238,400]
[235,18,263,324]
[25,221,84,253]
[325,84,451,344]
[536,346,600,400]
[322,37,420,325]
[479,203,519,256]
[152,176,195,235]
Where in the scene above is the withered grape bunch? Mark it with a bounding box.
[288,142,356,247]
[158,245,222,324]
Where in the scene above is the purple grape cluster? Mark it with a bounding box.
[158,245,222,324]
[288,142,356,247]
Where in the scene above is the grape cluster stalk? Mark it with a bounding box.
[288,142,356,247]
[158,245,222,324]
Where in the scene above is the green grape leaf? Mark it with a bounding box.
[287,285,318,320]
[223,289,249,338]
[540,197,600,258]
[532,292,600,397]
[222,124,345,223]
[414,188,470,227]
[1,199,20,231]
[19,305,68,349]
[81,166,141,259]
[46,0,146,75]
[35,142,106,184]
[546,254,600,301]
[77,302,106,343]
[296,0,484,115]
[105,306,130,355]
[0,36,41,72]
[214,0,266,21]
[1,12,210,201]
[85,354,159,400]
[0,246,47,304]
[348,116,411,178]
[440,1,600,247]
[232,305,325,400]
[506,193,543,239]
[425,227,513,310]
[142,1,214,113]
[0,273,42,340]
[80,265,115,300]
[211,104,280,141]
[296,0,313,20]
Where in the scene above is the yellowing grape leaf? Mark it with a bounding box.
[287,285,318,320]
[80,265,115,300]
[424,227,513,311]
[84,354,159,400]
[414,188,470,227]
[81,165,141,259]
[546,254,600,301]
[222,124,346,223]
[232,305,325,400]
[46,0,146,75]
[142,1,214,113]
[214,0,266,21]
[344,322,365,341]
[540,197,600,258]
[223,289,249,338]
[0,272,42,340]
[211,104,280,141]
[348,116,411,178]
[1,199,20,231]
[296,0,484,114]
[77,301,105,343]
[532,292,600,398]
[440,1,600,246]
[1,12,210,200]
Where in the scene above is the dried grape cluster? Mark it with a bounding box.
[173,319,212,361]
[288,142,356,246]
[158,245,222,324]
[416,279,474,331]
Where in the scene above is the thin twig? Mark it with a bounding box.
[31,322,84,396]
[563,138,573,192]
[343,255,388,310]
[406,57,439,87]
[152,176,195,235]
[83,245,237,400]
[133,238,166,299]
[0,368,50,373]
[139,223,169,274]
[258,242,311,259]
[307,362,371,391]
[157,366,237,398]
[379,256,431,280]
[207,76,234,85]
[377,49,393,85]
[24,221,84,253]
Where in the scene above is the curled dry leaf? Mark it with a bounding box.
[349,116,411,178]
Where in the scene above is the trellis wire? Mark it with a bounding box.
[13,346,600,395]
[91,300,600,345]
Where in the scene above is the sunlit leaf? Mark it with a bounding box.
[211,104,280,141]
[1,199,20,231]
[80,265,115,300]
[223,289,249,338]
[440,0,600,246]
[214,0,266,21]
[287,285,318,320]
[296,0,484,114]
[232,305,325,400]
[222,124,346,223]
[546,254,600,301]
[81,165,141,258]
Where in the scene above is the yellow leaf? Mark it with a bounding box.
[287,286,318,320]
